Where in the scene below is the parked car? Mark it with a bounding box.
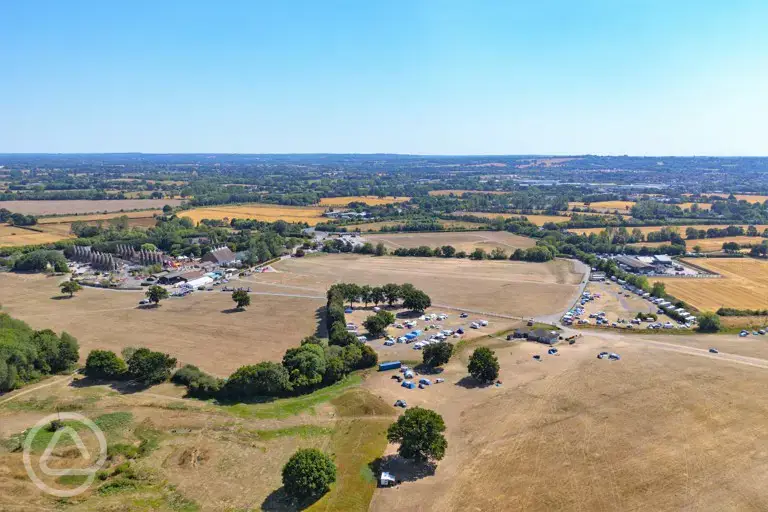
[709,348,719,354]
[394,400,407,408]
[460,312,469,318]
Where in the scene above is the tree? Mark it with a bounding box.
[126,348,177,385]
[85,350,127,379]
[363,310,394,338]
[282,448,337,501]
[698,312,721,332]
[57,332,80,371]
[282,344,326,389]
[360,285,373,308]
[440,245,456,258]
[370,286,385,306]
[344,284,362,308]
[468,347,499,383]
[329,321,359,347]
[382,283,401,306]
[423,342,453,368]
[386,407,447,463]
[374,242,387,256]
[490,247,507,260]
[145,285,169,305]
[693,245,702,254]
[222,362,291,398]
[162,204,173,214]
[402,290,431,313]
[651,281,666,298]
[470,248,486,260]
[722,241,740,253]
[232,289,251,309]
[59,280,82,298]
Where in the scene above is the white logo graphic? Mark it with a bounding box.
[23,412,108,497]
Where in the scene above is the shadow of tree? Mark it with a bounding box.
[454,375,490,389]
[220,307,245,314]
[413,364,444,375]
[69,376,151,394]
[50,295,73,300]
[261,487,323,511]
[369,454,436,484]
[313,305,328,338]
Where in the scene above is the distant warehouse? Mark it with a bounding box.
[615,255,655,274]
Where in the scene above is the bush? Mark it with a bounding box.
[85,350,127,380]
[171,364,223,399]
[698,312,721,332]
[423,342,453,368]
[222,362,291,399]
[126,348,177,386]
[282,448,336,500]
[13,250,68,272]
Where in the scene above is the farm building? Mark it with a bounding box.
[615,255,655,274]
[202,246,237,265]
[510,328,560,345]
[158,270,205,285]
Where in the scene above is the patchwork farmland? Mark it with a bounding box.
[182,203,328,225]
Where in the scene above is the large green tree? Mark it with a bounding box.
[145,285,169,305]
[84,349,127,380]
[402,290,431,313]
[282,448,337,501]
[698,312,721,332]
[423,342,453,368]
[222,362,291,398]
[126,348,177,385]
[468,347,499,383]
[387,407,447,463]
[231,289,251,309]
[59,280,82,297]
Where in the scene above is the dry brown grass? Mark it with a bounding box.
[0,199,182,215]
[368,329,768,512]
[183,203,328,225]
[679,202,713,210]
[575,224,768,236]
[568,200,635,211]
[268,253,584,318]
[0,273,324,376]
[684,193,768,204]
[656,258,768,311]
[36,210,161,224]
[0,225,72,247]
[361,231,536,253]
[631,236,763,253]
[318,196,411,206]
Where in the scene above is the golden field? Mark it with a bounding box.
[0,199,181,215]
[0,225,72,247]
[656,258,768,311]
[569,200,636,211]
[574,224,768,236]
[36,210,161,224]
[631,236,764,252]
[318,195,411,206]
[182,203,327,225]
[684,193,768,204]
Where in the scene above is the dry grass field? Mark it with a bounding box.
[684,193,768,204]
[656,258,768,311]
[262,254,584,318]
[575,224,768,236]
[463,212,571,226]
[631,236,763,252]
[318,196,411,206]
[182,204,328,225]
[368,328,768,512]
[568,200,635,211]
[343,219,487,231]
[0,225,72,247]
[0,273,324,376]
[0,199,182,215]
[36,210,161,224]
[428,190,509,196]
[362,230,536,254]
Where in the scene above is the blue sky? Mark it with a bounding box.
[2,0,767,155]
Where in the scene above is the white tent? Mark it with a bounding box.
[380,472,397,487]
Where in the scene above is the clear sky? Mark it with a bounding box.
[2,0,768,155]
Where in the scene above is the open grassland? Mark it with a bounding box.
[264,253,584,319]
[0,225,73,247]
[318,196,411,206]
[182,203,328,225]
[1,213,158,247]
[342,219,487,231]
[463,212,572,226]
[368,328,768,512]
[656,258,768,311]
[362,230,536,253]
[428,190,509,196]
[574,224,768,236]
[568,200,635,211]
[0,273,324,376]
[630,236,764,252]
[0,199,182,215]
[0,374,392,512]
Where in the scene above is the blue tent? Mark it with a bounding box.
[401,381,415,389]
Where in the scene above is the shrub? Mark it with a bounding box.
[282,448,336,500]
[85,350,127,380]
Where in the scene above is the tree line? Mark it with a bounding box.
[0,313,80,392]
